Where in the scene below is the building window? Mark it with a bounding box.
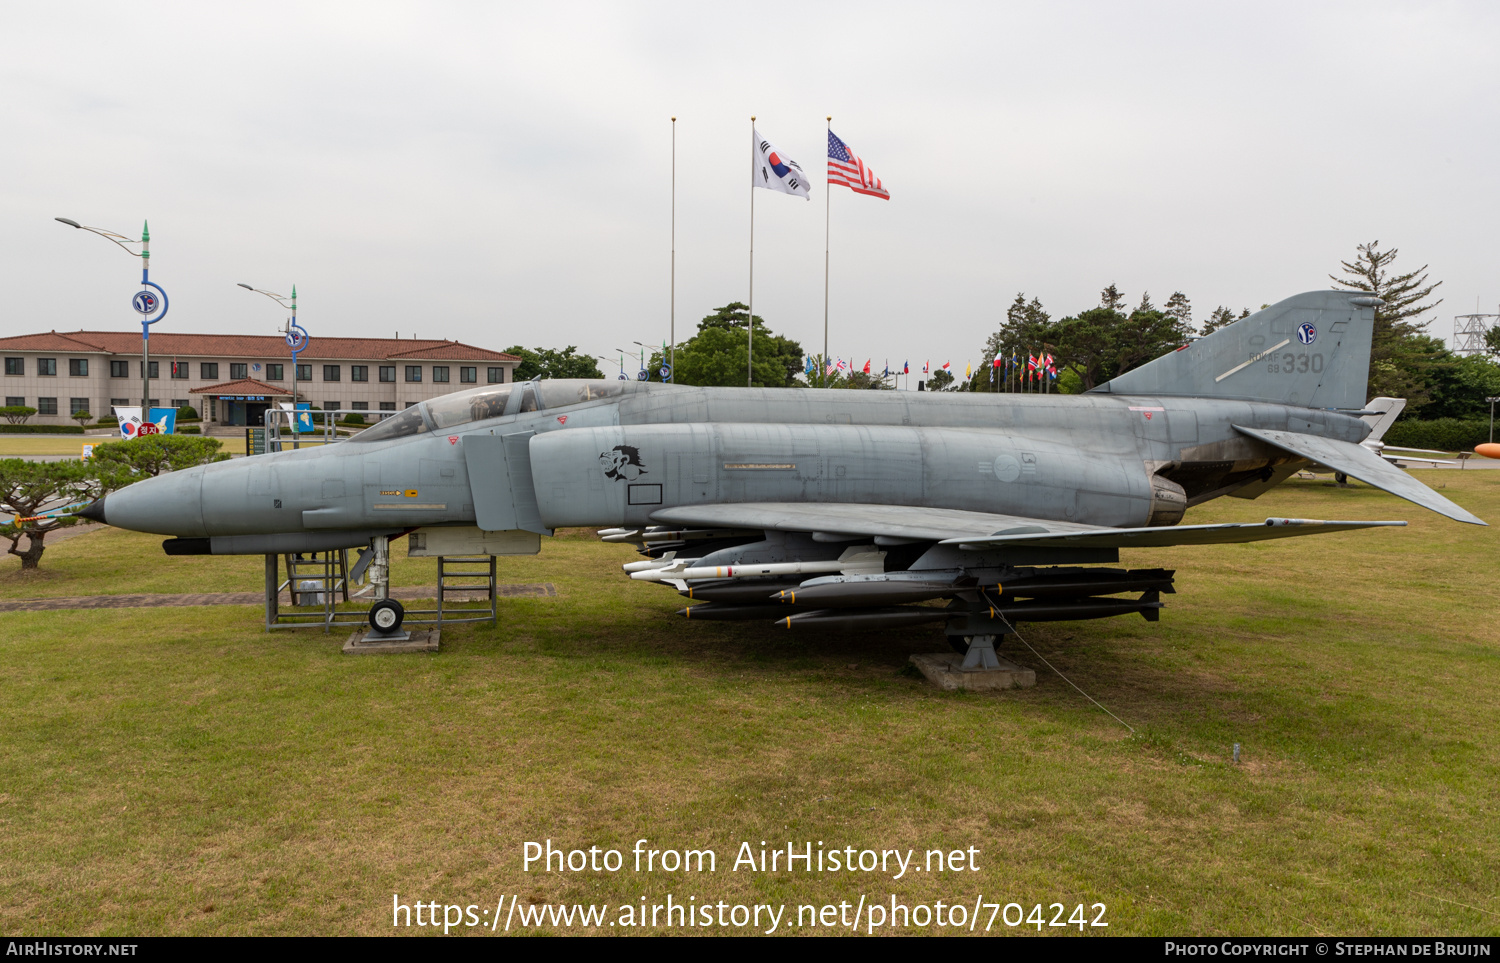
[142,361,159,379]
[37,397,58,415]
[69,359,89,377]
[172,399,188,408]
[323,365,341,382]
[170,361,189,379]
[324,401,341,412]
[351,365,368,382]
[460,366,477,384]
[110,398,128,407]
[379,366,396,383]
[487,367,505,384]
[38,358,57,376]
[4,358,21,376]
[230,363,247,380]
[266,364,284,381]
[379,402,396,411]
[352,401,369,410]
[296,364,312,382]
[201,363,219,380]
[5,396,22,406]
[405,366,422,383]
[148,399,160,407]
[70,398,90,416]
[110,360,128,378]
[432,366,449,383]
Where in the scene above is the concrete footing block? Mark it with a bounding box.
[342,628,441,654]
[910,652,1036,691]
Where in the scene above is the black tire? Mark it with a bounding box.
[948,635,972,655]
[369,599,405,633]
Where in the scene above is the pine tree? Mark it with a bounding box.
[1202,305,1236,334]
[1136,291,1155,314]
[1330,241,1444,402]
[1164,291,1192,329]
[974,293,1052,393]
[1100,284,1125,311]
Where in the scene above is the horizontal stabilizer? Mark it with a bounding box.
[941,517,1406,550]
[1234,426,1486,526]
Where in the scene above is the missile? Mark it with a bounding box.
[632,546,884,583]
[776,594,1165,630]
[678,603,791,621]
[778,607,952,630]
[998,568,1175,599]
[622,551,698,573]
[974,595,1163,622]
[772,578,962,607]
[1477,443,1500,460]
[678,577,804,602]
[601,527,755,544]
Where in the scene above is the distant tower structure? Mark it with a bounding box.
[1453,308,1497,356]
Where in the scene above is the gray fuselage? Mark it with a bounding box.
[107,381,1367,541]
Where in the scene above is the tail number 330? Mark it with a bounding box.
[1269,353,1323,374]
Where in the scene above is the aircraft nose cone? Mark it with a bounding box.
[75,497,107,524]
[101,470,207,536]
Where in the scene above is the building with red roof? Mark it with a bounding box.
[0,329,521,427]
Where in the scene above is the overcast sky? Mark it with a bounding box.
[4,2,1496,373]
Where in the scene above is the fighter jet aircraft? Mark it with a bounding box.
[78,290,1485,647]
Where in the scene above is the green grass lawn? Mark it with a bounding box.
[1,473,1497,935]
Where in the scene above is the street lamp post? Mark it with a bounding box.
[56,218,168,427]
[1487,397,1499,444]
[617,346,647,382]
[238,283,307,446]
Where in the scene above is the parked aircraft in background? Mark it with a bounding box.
[79,290,1485,651]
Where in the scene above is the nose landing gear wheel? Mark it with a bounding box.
[369,599,405,633]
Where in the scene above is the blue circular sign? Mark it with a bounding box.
[131,290,160,315]
[284,325,309,352]
[1297,322,1317,345]
[659,364,672,380]
[636,369,649,382]
[617,373,628,381]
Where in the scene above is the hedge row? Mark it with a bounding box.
[1383,418,1494,453]
[0,425,86,434]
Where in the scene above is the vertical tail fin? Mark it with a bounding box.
[1090,290,1378,409]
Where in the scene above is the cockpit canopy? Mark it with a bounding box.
[352,379,648,443]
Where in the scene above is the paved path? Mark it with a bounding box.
[0,583,556,613]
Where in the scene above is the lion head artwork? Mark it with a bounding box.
[599,445,647,481]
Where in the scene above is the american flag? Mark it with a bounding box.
[827,130,890,200]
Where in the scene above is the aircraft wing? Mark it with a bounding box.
[650,502,1406,548]
[649,502,1104,542]
[1234,426,1486,525]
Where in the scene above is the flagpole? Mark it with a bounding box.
[747,116,755,388]
[670,116,676,383]
[823,116,831,389]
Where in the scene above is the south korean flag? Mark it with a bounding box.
[753,128,810,199]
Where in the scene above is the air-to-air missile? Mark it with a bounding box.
[78,291,1485,649]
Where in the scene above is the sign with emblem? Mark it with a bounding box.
[131,290,160,315]
[1297,322,1317,345]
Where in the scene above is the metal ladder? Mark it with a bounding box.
[399,555,497,627]
[265,549,355,632]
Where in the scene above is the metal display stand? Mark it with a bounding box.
[398,556,498,627]
[264,550,363,633]
[262,547,498,633]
